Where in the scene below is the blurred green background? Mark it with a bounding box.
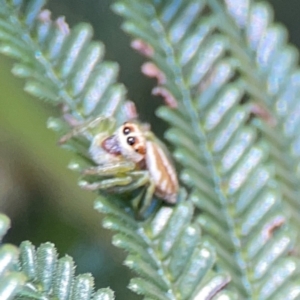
[0,0,299,298]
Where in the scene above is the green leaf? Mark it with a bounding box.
[113,0,300,298]
[0,213,10,239]
[0,0,131,125]
[95,196,233,299]
[0,1,233,296]
[0,212,115,300]
[18,240,115,300]
[0,214,26,300]
[3,0,300,299]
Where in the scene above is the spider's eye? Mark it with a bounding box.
[127,136,135,146]
[123,127,131,135]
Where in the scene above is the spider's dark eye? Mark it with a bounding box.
[123,127,131,135]
[127,136,135,146]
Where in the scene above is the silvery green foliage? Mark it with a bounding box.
[113,0,300,298]
[0,0,235,299]
[0,214,26,300]
[16,241,115,300]
[0,213,115,300]
[0,0,129,124]
[95,196,235,299]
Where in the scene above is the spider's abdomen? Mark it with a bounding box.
[145,140,178,204]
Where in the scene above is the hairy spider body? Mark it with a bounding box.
[60,118,178,215]
[144,139,178,203]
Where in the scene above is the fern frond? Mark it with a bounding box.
[207,0,300,234]
[0,213,115,300]
[0,0,130,124]
[95,194,234,299]
[0,214,115,300]
[113,0,300,298]
[0,214,26,300]
[17,241,115,300]
[0,0,239,298]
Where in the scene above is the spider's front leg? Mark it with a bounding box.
[110,170,150,193]
[82,160,136,176]
[59,116,116,144]
[112,170,157,215]
[140,178,156,217]
[78,160,137,191]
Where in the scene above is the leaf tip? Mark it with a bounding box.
[131,39,154,57]
[141,62,166,85]
[152,87,178,108]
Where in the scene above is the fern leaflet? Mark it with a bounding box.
[113,0,300,298]
[0,0,236,298]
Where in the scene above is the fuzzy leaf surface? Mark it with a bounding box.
[0,0,235,299]
[113,0,300,298]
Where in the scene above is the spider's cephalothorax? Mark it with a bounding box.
[61,118,178,216]
[111,122,147,163]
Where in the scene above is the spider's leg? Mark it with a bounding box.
[59,116,114,144]
[131,189,146,211]
[111,171,158,218]
[79,176,132,190]
[111,171,149,193]
[138,179,156,217]
[82,161,135,176]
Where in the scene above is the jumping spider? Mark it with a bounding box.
[60,117,178,216]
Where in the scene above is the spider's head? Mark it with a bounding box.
[116,122,146,163]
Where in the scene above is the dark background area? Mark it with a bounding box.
[0,1,299,299]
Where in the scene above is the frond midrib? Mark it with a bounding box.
[143,2,252,297]
[136,226,177,299]
[208,0,300,226]
[3,3,83,119]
